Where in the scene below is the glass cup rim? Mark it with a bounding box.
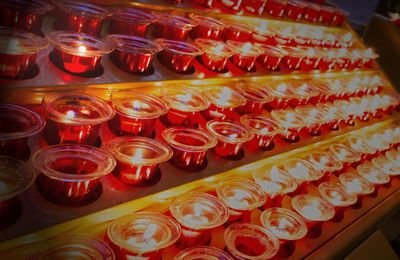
[155,13,198,28]
[283,158,324,182]
[42,92,115,126]
[292,194,335,221]
[106,34,162,55]
[105,136,173,166]
[0,103,45,141]
[107,212,181,254]
[111,7,158,24]
[318,182,357,207]
[356,162,390,185]
[204,87,247,108]
[271,109,305,128]
[224,223,280,260]
[0,156,35,202]
[216,177,266,210]
[339,173,375,195]
[47,31,114,57]
[206,120,254,144]
[155,38,203,56]
[170,192,229,230]
[307,151,343,172]
[240,114,280,136]
[253,166,298,195]
[188,13,225,29]
[329,144,360,163]
[195,38,235,57]
[294,106,326,125]
[0,0,54,15]
[162,127,217,152]
[234,81,273,103]
[0,26,48,55]
[161,87,210,112]
[260,207,308,240]
[174,246,233,260]
[371,156,400,176]
[111,90,169,119]
[54,0,110,18]
[32,144,116,181]
[226,40,264,57]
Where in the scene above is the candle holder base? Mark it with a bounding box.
[109,55,156,76]
[214,148,245,161]
[157,54,196,75]
[0,64,39,80]
[115,168,162,187]
[170,157,209,172]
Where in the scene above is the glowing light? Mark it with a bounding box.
[241,42,253,54]
[302,201,322,218]
[214,43,225,54]
[65,110,76,119]
[78,45,87,53]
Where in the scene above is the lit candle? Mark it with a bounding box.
[235,81,272,115]
[285,0,308,21]
[372,156,400,177]
[189,14,225,40]
[153,13,198,41]
[283,159,324,193]
[339,173,375,196]
[109,7,157,37]
[271,109,304,143]
[170,192,229,249]
[361,48,378,68]
[357,161,390,186]
[294,105,326,136]
[202,87,246,120]
[222,21,253,42]
[264,0,287,17]
[107,212,181,259]
[329,144,361,171]
[194,39,235,72]
[109,91,169,137]
[42,92,115,145]
[32,145,116,207]
[291,194,335,238]
[48,31,113,75]
[307,151,343,180]
[226,41,264,71]
[106,137,173,186]
[255,43,287,70]
[260,207,307,257]
[217,178,266,223]
[266,82,296,110]
[224,223,280,260]
[206,120,254,160]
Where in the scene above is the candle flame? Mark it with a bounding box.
[78,45,87,53]
[132,100,144,110]
[132,148,144,162]
[65,110,76,119]
[143,224,157,240]
[278,218,291,230]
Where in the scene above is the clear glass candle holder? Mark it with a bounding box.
[206,120,254,160]
[307,150,343,180]
[42,92,115,145]
[54,0,110,35]
[202,87,247,120]
[291,81,320,107]
[339,173,375,207]
[194,39,235,72]
[342,136,371,162]
[255,43,287,70]
[271,109,305,143]
[109,7,157,37]
[316,103,342,131]
[28,234,115,260]
[189,14,225,40]
[240,114,280,151]
[318,182,357,222]
[175,246,233,260]
[294,105,326,136]
[32,144,116,207]
[226,41,264,71]
[153,13,198,41]
[222,21,253,42]
[107,212,180,259]
[260,207,307,257]
[224,223,280,260]
[106,137,172,186]
[161,87,210,127]
[47,31,113,75]
[109,90,169,137]
[170,192,229,249]
[0,156,34,230]
[234,81,272,115]
[356,161,391,188]
[162,127,217,171]
[266,82,296,110]
[253,166,298,208]
[107,35,162,74]
[0,104,45,160]
[329,144,361,171]
[0,27,48,79]
[372,156,400,178]
[283,158,324,193]
[217,178,266,224]
[291,194,335,238]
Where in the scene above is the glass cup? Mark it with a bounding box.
[109,7,157,37]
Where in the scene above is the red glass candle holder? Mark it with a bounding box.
[339,173,375,207]
[372,156,400,178]
[235,81,272,114]
[107,35,161,74]
[304,2,320,22]
[316,104,341,131]
[109,91,168,137]
[285,0,307,21]
[28,234,115,259]
[357,162,391,187]
[202,87,247,120]
[364,132,390,155]
[325,79,347,102]
[156,39,203,73]
[253,166,298,208]
[386,149,400,167]
[271,109,304,143]
[0,0,53,35]
[343,136,372,162]
[337,32,354,48]
[255,43,287,70]
[307,151,343,180]
[331,8,348,26]
[316,48,336,71]
[226,41,264,71]
[0,104,45,160]
[224,223,280,259]
[162,127,217,171]
[243,0,267,15]
[42,92,114,145]
[298,47,321,70]
[264,0,287,17]
[0,27,47,79]
[283,158,324,192]
[32,144,116,206]
[361,48,378,68]
[189,14,225,40]
[260,208,307,257]
[252,26,277,45]
[318,182,357,222]
[194,39,235,72]
[291,82,320,106]
[280,46,304,70]
[53,1,110,35]
[153,13,198,41]
[170,192,229,249]
[47,31,113,75]
[318,5,335,24]
[329,144,361,171]
[107,212,180,259]
[106,137,172,185]
[109,7,157,37]
[217,178,266,224]
[333,100,356,126]
[0,156,34,230]
[321,33,339,48]
[222,21,253,42]
[240,114,280,151]
[206,120,254,160]
[266,82,296,110]
[335,48,351,69]
[291,194,335,238]
[161,87,210,127]
[175,246,233,259]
